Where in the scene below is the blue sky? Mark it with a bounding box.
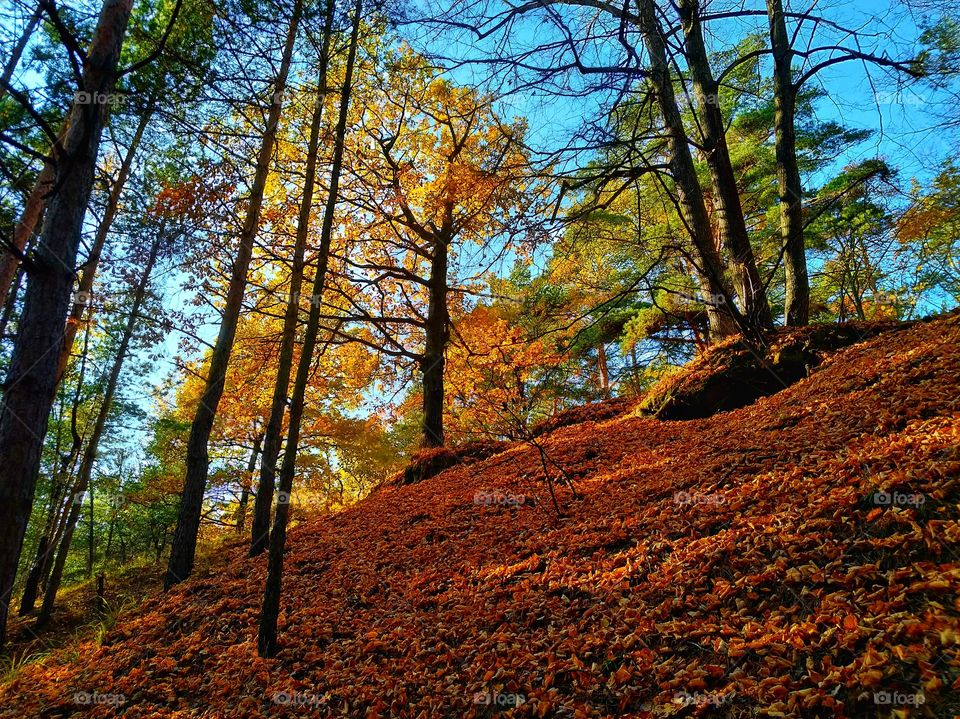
[402,0,956,185]
[394,0,959,310]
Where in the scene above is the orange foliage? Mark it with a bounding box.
[445,306,564,440]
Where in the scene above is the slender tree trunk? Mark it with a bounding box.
[104,453,124,561]
[251,0,332,556]
[86,484,94,578]
[0,4,42,103]
[165,1,302,590]
[635,0,738,339]
[0,5,48,307]
[105,505,116,559]
[104,457,123,561]
[677,0,772,332]
[17,388,68,615]
[766,0,808,325]
[38,463,80,595]
[597,343,610,396]
[0,142,58,312]
[95,572,106,615]
[23,330,93,614]
[0,265,24,342]
[55,102,155,386]
[0,0,131,644]
[235,432,262,535]
[37,227,161,627]
[421,236,449,448]
[37,494,82,626]
[17,535,46,616]
[0,107,79,312]
[258,0,362,657]
[153,528,164,562]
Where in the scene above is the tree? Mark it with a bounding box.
[0,0,134,651]
[632,0,745,338]
[53,0,216,385]
[806,161,899,321]
[165,0,302,589]
[258,0,363,657]
[249,0,336,558]
[38,206,169,626]
[897,159,960,302]
[0,3,42,105]
[0,0,198,319]
[339,49,537,447]
[677,0,772,332]
[444,304,563,440]
[765,0,807,326]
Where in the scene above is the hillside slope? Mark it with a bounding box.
[2,315,959,718]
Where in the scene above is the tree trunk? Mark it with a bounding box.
[0,0,132,649]
[258,0,362,658]
[0,265,24,342]
[597,343,610,396]
[18,394,75,616]
[634,0,739,339]
[105,453,125,560]
[165,1,302,590]
[16,535,47,616]
[38,225,162,627]
[235,432,262,535]
[105,504,116,560]
[96,572,106,615]
[86,485,95,578]
[0,4,42,103]
[250,0,332,556]
[23,334,93,614]
[0,140,59,312]
[766,0,809,325]
[677,0,772,332]
[421,236,449,448]
[38,464,80,596]
[0,6,51,308]
[56,102,154,386]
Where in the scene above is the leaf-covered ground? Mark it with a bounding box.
[3,314,959,718]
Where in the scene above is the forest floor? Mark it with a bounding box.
[1,313,959,718]
[2,544,234,679]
